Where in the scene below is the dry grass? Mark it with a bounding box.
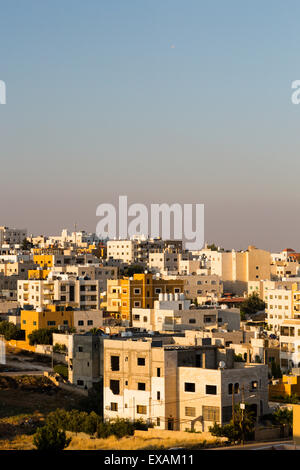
[65,430,226,450]
[0,428,227,451]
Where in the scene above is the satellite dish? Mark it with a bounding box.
[219,361,226,369]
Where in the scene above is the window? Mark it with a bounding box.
[78,320,84,326]
[234,382,239,394]
[228,383,233,395]
[156,418,160,426]
[111,403,118,412]
[47,321,56,326]
[87,320,93,326]
[138,382,146,391]
[134,288,141,295]
[185,407,196,417]
[251,381,258,391]
[111,355,120,371]
[157,391,161,400]
[206,385,217,395]
[189,318,196,324]
[137,357,145,366]
[157,368,161,377]
[136,405,147,415]
[184,382,195,392]
[77,380,84,386]
[203,406,220,422]
[110,380,120,395]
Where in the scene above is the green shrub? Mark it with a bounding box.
[33,423,71,451]
[53,364,68,379]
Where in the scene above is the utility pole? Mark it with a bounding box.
[241,385,245,445]
[232,388,235,423]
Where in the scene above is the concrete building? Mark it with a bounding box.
[106,273,184,324]
[131,294,240,333]
[0,226,27,247]
[209,246,271,296]
[18,275,102,310]
[67,332,106,389]
[103,336,269,431]
[163,273,223,303]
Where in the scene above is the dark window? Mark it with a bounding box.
[111,403,118,411]
[111,355,120,371]
[206,385,217,395]
[138,382,146,391]
[137,357,145,366]
[110,380,120,395]
[157,368,161,377]
[184,382,195,392]
[228,383,233,395]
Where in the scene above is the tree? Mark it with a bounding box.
[21,238,33,251]
[207,243,219,251]
[271,360,282,379]
[33,423,71,451]
[209,404,255,444]
[0,321,24,341]
[240,293,265,318]
[120,265,145,277]
[28,328,59,346]
[272,407,293,427]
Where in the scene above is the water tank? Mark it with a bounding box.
[159,293,164,301]
[169,293,173,301]
[164,293,168,301]
[220,304,228,309]
[174,293,179,301]
[180,293,185,300]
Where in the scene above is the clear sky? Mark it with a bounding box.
[0,0,300,251]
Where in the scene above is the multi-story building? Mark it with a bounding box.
[18,275,102,310]
[67,332,105,390]
[107,240,138,264]
[279,320,300,372]
[0,226,27,247]
[20,305,103,341]
[106,273,184,324]
[103,336,269,431]
[265,288,293,334]
[131,294,240,333]
[208,246,271,295]
[163,273,223,303]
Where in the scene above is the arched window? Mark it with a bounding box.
[234,383,239,394]
[228,383,233,395]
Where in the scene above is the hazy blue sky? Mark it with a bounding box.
[0,0,300,251]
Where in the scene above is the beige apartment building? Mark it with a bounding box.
[163,273,223,302]
[18,276,102,310]
[265,287,293,334]
[208,246,271,295]
[0,226,27,246]
[131,294,240,333]
[107,240,138,264]
[279,320,300,372]
[103,336,269,431]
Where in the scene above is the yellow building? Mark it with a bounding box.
[107,273,184,323]
[28,268,50,280]
[21,304,74,341]
[33,254,54,268]
[269,374,300,400]
[293,404,300,446]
